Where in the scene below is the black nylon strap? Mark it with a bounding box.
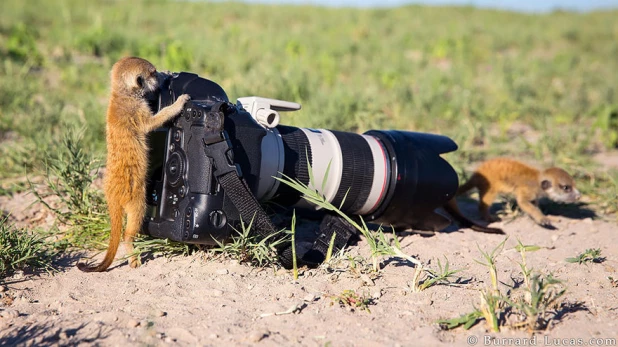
[311,214,358,261]
[217,171,281,240]
[277,213,358,269]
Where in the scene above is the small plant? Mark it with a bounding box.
[125,235,194,263]
[438,238,568,333]
[212,215,288,267]
[514,240,541,291]
[29,127,109,251]
[437,310,483,330]
[565,248,605,265]
[0,217,55,278]
[475,237,508,296]
[290,210,298,280]
[508,241,567,332]
[411,257,464,292]
[330,289,372,313]
[506,273,566,331]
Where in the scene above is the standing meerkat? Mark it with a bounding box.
[451,158,581,228]
[78,57,190,272]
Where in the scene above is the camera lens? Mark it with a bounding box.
[245,120,458,228]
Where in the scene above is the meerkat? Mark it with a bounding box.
[451,158,581,229]
[77,57,190,272]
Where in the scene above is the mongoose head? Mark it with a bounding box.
[110,57,160,99]
[540,167,581,203]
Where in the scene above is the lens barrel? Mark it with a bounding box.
[260,126,459,229]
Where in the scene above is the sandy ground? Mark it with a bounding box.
[0,178,617,346]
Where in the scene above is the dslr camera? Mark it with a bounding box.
[144,72,459,251]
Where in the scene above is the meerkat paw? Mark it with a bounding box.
[176,93,191,104]
[174,94,191,109]
[167,94,191,115]
[537,216,556,229]
[128,255,141,269]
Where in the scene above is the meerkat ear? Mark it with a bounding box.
[136,76,144,88]
[541,180,552,190]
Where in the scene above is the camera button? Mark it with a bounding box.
[209,210,227,229]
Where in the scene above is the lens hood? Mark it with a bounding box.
[364,130,459,229]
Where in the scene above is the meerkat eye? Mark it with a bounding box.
[136,76,144,88]
[560,184,572,192]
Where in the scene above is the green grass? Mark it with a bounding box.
[1,1,617,174]
[565,248,605,265]
[0,217,55,278]
[410,256,464,292]
[212,216,288,266]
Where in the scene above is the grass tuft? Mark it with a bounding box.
[29,127,109,251]
[565,248,605,265]
[438,238,568,333]
[212,215,288,267]
[0,217,55,278]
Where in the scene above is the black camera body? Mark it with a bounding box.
[146,74,244,244]
[144,72,461,248]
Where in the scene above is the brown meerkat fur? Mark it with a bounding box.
[451,158,581,229]
[77,57,190,272]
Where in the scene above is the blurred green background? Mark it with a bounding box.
[0,0,617,212]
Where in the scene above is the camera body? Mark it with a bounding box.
[146,98,241,244]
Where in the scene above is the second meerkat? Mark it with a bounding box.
[78,57,190,272]
[449,158,581,228]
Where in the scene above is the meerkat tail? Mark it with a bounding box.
[456,173,480,196]
[443,199,505,235]
[77,203,124,272]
